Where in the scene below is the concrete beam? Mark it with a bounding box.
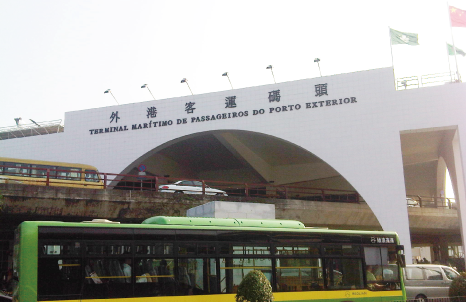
[0,184,461,235]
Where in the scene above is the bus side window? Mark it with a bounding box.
[30,165,49,178]
[85,170,100,182]
[69,168,81,181]
[4,162,27,176]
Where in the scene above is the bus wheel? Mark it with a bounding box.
[415,294,427,302]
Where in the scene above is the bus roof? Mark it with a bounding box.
[142,216,306,229]
[18,218,399,237]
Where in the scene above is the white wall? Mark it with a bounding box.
[2,67,466,263]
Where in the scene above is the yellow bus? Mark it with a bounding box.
[0,157,103,189]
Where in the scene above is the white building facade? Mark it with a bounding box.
[2,67,466,263]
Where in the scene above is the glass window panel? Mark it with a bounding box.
[69,168,81,181]
[86,244,131,256]
[38,258,82,300]
[405,267,424,280]
[443,267,459,280]
[197,244,216,255]
[275,245,320,256]
[178,243,196,255]
[232,245,270,255]
[3,162,23,176]
[85,170,100,182]
[30,165,49,178]
[325,258,364,290]
[276,258,323,292]
[324,245,342,256]
[40,242,81,256]
[56,167,70,180]
[365,246,401,290]
[82,228,133,240]
[134,258,176,297]
[219,244,271,255]
[364,247,388,265]
[136,243,173,255]
[42,244,61,255]
[175,258,217,295]
[220,258,272,293]
[56,167,81,180]
[342,245,360,256]
[82,258,133,299]
[134,229,175,241]
[425,268,443,280]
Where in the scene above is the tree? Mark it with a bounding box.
[449,272,466,302]
[236,270,273,302]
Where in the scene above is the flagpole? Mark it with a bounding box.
[447,2,461,82]
[446,43,453,82]
[388,27,397,89]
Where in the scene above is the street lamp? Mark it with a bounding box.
[30,119,41,127]
[181,78,193,95]
[266,65,276,84]
[104,89,119,104]
[314,58,322,77]
[222,72,233,89]
[141,84,156,100]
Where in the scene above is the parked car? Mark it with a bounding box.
[158,180,228,196]
[407,197,419,207]
[404,264,459,302]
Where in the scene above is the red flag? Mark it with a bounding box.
[450,6,466,27]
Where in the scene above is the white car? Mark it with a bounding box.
[158,180,228,196]
[407,197,419,207]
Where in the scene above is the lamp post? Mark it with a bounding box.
[141,84,156,100]
[104,89,119,104]
[30,119,41,127]
[266,65,276,84]
[222,72,233,89]
[181,78,193,95]
[314,58,322,77]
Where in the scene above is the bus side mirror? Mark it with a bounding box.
[397,254,406,268]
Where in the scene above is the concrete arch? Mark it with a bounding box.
[116,129,383,224]
[119,129,354,185]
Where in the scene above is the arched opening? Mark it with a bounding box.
[115,130,361,201]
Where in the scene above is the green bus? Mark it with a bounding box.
[12,216,406,302]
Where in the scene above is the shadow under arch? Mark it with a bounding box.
[117,128,357,192]
[115,129,382,228]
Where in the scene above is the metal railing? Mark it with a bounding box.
[407,195,456,209]
[0,165,360,202]
[404,298,465,302]
[396,72,460,90]
[0,119,64,140]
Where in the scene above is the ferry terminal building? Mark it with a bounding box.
[1,67,466,264]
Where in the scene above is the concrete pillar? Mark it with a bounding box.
[451,130,466,269]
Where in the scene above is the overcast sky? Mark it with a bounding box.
[0,0,465,129]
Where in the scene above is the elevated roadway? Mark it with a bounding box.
[0,184,459,236]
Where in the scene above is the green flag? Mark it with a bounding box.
[390,28,419,45]
[447,43,466,56]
